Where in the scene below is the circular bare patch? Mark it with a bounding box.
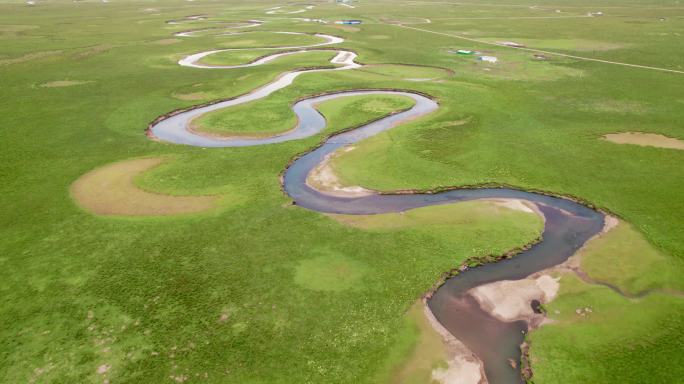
[71,157,219,216]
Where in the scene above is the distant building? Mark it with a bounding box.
[335,20,362,25]
[479,56,498,63]
[456,49,474,55]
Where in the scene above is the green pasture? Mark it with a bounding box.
[1,0,683,383]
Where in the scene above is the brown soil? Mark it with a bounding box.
[70,157,219,216]
[603,132,684,150]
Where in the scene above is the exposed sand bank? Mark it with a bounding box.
[603,132,684,150]
[488,198,535,213]
[470,275,560,323]
[71,157,219,216]
[305,146,376,197]
[470,215,618,325]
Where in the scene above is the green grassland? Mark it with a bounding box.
[579,221,684,295]
[375,301,450,384]
[315,94,417,133]
[524,218,684,383]
[197,49,336,67]
[529,274,684,383]
[207,31,323,49]
[191,93,414,137]
[1,0,683,383]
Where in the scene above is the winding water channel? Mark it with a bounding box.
[149,30,605,383]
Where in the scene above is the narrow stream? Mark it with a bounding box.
[149,37,605,383]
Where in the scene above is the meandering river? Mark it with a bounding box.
[149,29,605,383]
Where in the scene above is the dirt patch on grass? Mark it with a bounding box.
[603,132,684,150]
[71,157,219,216]
[40,80,92,88]
[306,146,375,197]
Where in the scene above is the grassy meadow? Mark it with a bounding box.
[192,93,413,137]
[1,0,683,383]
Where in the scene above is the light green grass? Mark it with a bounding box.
[375,302,449,384]
[529,274,684,383]
[191,94,297,137]
[482,37,627,52]
[316,94,417,133]
[529,219,684,383]
[358,64,453,80]
[191,93,414,137]
[294,252,368,292]
[2,0,684,383]
[213,31,324,49]
[580,221,684,295]
[198,49,335,67]
[331,200,543,253]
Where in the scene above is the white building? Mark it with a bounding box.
[479,56,498,63]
